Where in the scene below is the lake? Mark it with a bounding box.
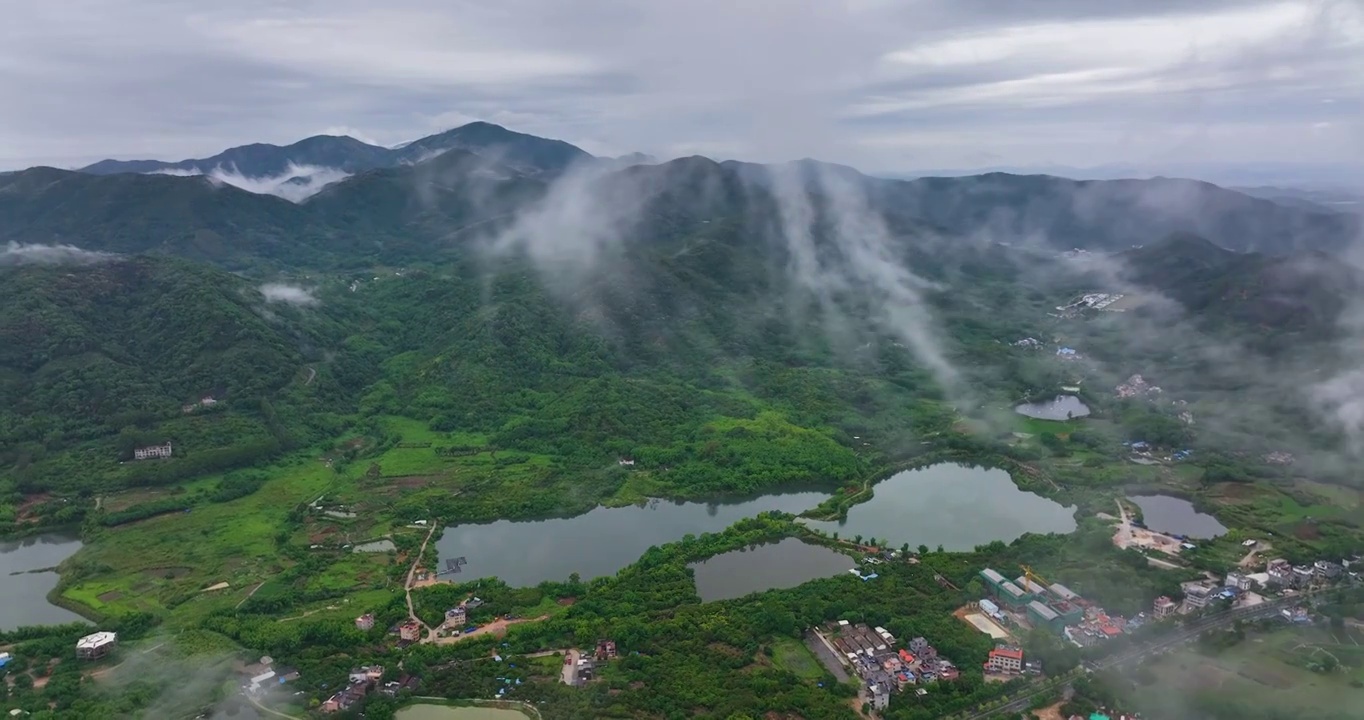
[689,537,856,602]
[0,532,89,631]
[804,464,1076,550]
[1015,395,1091,421]
[435,491,828,587]
[395,705,528,720]
[1128,494,1228,539]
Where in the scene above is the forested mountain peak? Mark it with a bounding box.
[77,121,594,181]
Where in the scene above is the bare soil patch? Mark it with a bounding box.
[1294,522,1322,541]
[97,591,123,602]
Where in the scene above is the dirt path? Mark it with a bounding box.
[434,615,549,645]
[405,522,438,643]
[303,366,316,386]
[278,605,342,623]
[1238,542,1271,569]
[1114,499,1133,547]
[90,641,167,680]
[248,693,305,720]
[235,581,265,610]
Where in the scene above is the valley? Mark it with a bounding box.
[0,124,1362,720]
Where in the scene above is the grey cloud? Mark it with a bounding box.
[0,0,1359,178]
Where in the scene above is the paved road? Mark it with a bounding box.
[804,630,850,683]
[561,649,580,686]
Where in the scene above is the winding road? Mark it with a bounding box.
[404,521,439,643]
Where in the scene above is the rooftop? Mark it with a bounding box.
[77,631,117,649]
[1028,600,1060,621]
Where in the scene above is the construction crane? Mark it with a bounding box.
[1020,565,1050,593]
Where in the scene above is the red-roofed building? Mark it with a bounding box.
[985,646,1024,674]
[898,649,918,667]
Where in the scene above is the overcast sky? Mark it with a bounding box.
[2,0,1361,175]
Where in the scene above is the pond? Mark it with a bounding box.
[689,537,856,602]
[395,705,529,720]
[1127,494,1228,539]
[435,491,827,587]
[803,464,1076,550]
[0,532,89,631]
[1015,395,1091,421]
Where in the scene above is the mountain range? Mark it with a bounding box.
[79,121,592,180]
[6,121,1364,500]
[3,123,1359,269]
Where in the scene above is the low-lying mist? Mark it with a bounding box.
[151,162,350,202]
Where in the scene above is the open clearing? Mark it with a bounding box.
[771,637,824,679]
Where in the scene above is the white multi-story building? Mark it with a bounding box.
[133,442,173,460]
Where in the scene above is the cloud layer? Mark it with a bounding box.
[0,241,118,265]
[258,283,320,306]
[1,1,1359,180]
[151,162,349,201]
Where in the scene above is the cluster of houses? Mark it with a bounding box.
[1152,556,1354,618]
[320,665,420,713]
[1115,374,1161,399]
[566,640,619,686]
[817,621,959,711]
[242,658,300,697]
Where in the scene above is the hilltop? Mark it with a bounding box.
[78,121,592,179]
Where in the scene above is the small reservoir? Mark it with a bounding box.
[435,491,827,587]
[1127,495,1227,539]
[804,464,1076,550]
[0,532,88,630]
[689,538,856,602]
[1015,395,1091,421]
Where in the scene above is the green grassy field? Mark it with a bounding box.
[61,453,343,623]
[771,637,824,679]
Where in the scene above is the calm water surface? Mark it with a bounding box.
[1128,495,1228,539]
[690,537,856,602]
[1015,395,1091,420]
[435,492,827,587]
[804,464,1076,550]
[0,532,88,630]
